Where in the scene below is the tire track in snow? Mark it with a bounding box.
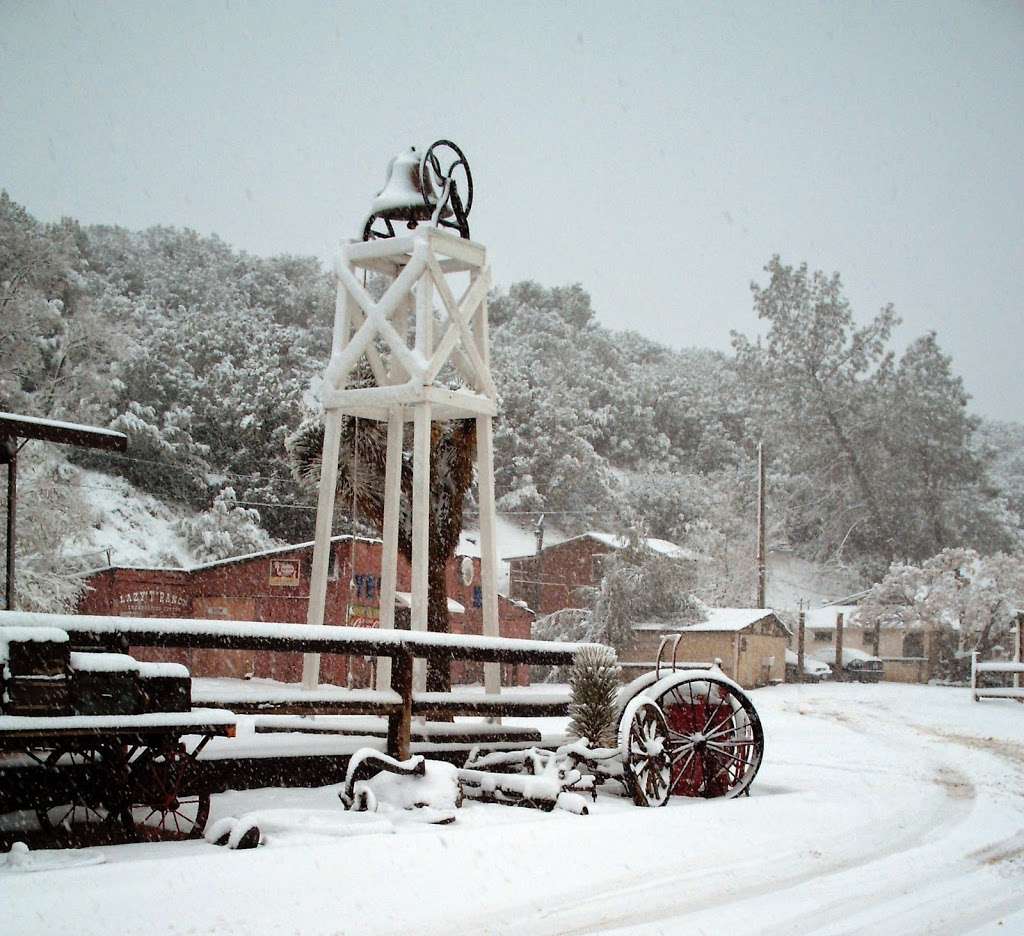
[466,708,982,936]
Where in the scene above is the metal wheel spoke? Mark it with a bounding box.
[668,750,697,795]
[706,744,748,771]
[702,694,730,733]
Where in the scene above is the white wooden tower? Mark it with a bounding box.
[301,225,502,697]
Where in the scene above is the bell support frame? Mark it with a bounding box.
[302,227,501,699]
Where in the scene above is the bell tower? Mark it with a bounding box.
[302,142,501,697]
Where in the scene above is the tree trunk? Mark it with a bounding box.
[426,549,451,693]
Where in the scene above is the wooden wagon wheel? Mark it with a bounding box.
[35,746,133,844]
[129,744,210,840]
[618,696,672,807]
[633,671,764,800]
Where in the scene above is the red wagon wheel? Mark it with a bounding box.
[634,671,764,799]
[129,744,210,840]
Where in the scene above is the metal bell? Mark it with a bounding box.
[369,147,445,223]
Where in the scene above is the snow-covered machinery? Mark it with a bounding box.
[457,647,764,811]
[336,641,764,818]
[609,655,765,805]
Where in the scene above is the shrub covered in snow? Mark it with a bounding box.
[175,487,277,563]
[568,644,621,747]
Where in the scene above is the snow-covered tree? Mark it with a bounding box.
[176,487,277,563]
[583,528,705,651]
[859,548,1024,677]
[732,256,1013,573]
[0,455,95,612]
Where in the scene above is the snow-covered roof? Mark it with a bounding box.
[804,606,863,630]
[394,592,465,615]
[633,608,788,634]
[506,531,697,562]
[97,533,383,574]
[0,411,127,446]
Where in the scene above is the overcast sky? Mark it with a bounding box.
[2,1,1022,420]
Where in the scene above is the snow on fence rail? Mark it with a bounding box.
[0,610,592,666]
[970,651,1024,703]
[0,610,592,759]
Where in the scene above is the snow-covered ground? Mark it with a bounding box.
[4,682,1023,935]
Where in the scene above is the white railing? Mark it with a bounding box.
[970,651,1024,702]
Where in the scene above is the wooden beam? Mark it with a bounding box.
[0,413,127,452]
[410,402,431,693]
[388,650,414,759]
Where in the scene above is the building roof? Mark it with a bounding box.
[803,606,862,630]
[395,592,465,615]
[633,608,790,635]
[506,530,696,562]
[88,534,384,575]
[0,412,127,451]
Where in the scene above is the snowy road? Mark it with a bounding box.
[3,683,1023,935]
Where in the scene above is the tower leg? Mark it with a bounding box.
[303,408,343,689]
[477,414,501,698]
[375,407,404,691]
[411,402,432,693]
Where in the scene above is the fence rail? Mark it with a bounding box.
[970,651,1024,703]
[0,610,590,758]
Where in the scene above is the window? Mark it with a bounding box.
[903,631,924,658]
[813,630,832,642]
[353,574,379,599]
[472,586,483,609]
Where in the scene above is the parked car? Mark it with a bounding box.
[809,647,884,683]
[785,648,832,682]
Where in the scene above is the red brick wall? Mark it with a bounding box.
[78,539,532,687]
[508,536,610,618]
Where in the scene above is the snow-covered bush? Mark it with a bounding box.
[568,645,621,747]
[175,487,276,563]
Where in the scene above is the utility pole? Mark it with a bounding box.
[756,441,766,608]
[796,604,806,684]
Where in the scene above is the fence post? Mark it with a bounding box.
[1016,612,1022,692]
[970,650,979,702]
[834,612,844,682]
[386,650,414,760]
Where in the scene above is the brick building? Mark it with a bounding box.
[78,535,534,687]
[507,531,690,618]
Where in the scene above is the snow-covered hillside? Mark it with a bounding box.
[72,467,200,569]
